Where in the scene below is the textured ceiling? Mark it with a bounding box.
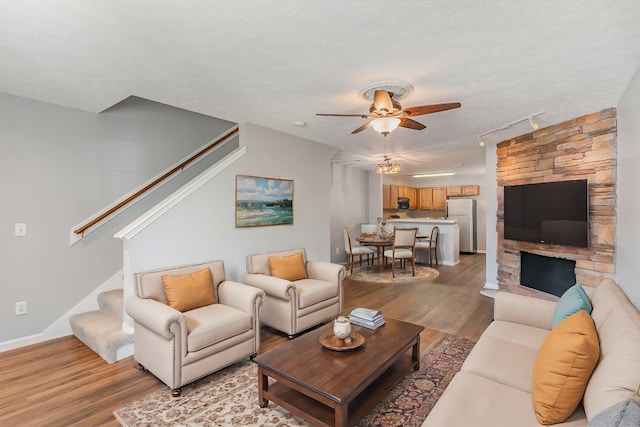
[1,1,639,177]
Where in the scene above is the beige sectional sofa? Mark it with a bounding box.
[423,279,640,426]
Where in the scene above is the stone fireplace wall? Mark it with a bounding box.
[496,108,617,299]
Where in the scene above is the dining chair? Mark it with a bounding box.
[415,226,439,267]
[383,227,417,278]
[344,227,376,274]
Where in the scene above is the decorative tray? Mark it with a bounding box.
[319,332,365,351]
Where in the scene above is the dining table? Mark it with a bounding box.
[356,233,430,273]
[355,234,394,273]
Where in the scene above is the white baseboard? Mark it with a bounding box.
[480,281,499,299]
[480,289,499,299]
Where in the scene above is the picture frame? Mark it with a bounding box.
[235,175,294,227]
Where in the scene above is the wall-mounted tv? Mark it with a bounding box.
[504,179,589,248]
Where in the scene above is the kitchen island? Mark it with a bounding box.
[386,219,460,266]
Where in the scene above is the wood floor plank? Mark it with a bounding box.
[0,253,492,426]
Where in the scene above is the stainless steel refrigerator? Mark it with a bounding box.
[446,199,476,253]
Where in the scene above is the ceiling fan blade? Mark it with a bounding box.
[373,90,394,114]
[317,113,369,118]
[398,117,426,130]
[403,102,462,116]
[351,122,372,134]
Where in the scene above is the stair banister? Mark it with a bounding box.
[72,126,239,240]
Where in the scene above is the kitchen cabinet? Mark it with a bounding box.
[433,187,447,210]
[462,185,480,196]
[390,185,399,208]
[383,185,392,209]
[418,188,433,210]
[408,187,417,209]
[446,186,462,197]
[447,185,480,197]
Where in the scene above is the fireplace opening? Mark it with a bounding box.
[520,252,576,297]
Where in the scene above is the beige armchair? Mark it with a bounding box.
[125,260,265,396]
[243,248,345,338]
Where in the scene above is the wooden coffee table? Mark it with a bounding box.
[253,318,424,427]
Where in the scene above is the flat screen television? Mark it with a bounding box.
[504,179,589,248]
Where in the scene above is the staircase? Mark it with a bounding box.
[69,289,133,364]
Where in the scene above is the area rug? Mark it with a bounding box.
[348,264,439,284]
[114,333,474,427]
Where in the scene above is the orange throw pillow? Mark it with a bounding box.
[532,309,600,425]
[268,253,308,281]
[161,268,216,312]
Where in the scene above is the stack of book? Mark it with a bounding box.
[349,307,385,330]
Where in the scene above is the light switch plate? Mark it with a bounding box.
[15,223,27,237]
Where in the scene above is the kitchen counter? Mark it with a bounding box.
[386,219,460,265]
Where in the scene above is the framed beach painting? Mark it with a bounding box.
[235,175,294,227]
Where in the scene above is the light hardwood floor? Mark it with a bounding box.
[0,253,493,427]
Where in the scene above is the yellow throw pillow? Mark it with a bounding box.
[161,268,216,312]
[532,309,600,425]
[268,253,308,281]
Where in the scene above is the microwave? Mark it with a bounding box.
[398,197,410,209]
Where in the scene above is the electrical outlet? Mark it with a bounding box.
[336,247,340,254]
[15,301,27,316]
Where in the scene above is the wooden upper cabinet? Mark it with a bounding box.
[383,184,392,209]
[390,185,399,208]
[418,188,433,210]
[462,185,480,196]
[446,186,462,197]
[408,187,417,209]
[447,185,480,197]
[385,184,474,210]
[432,187,447,210]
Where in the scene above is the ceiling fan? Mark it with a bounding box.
[317,88,461,136]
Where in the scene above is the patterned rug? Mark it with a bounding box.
[114,333,474,427]
[347,263,439,284]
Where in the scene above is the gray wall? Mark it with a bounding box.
[0,94,233,344]
[617,66,640,307]
[330,163,377,264]
[120,123,337,302]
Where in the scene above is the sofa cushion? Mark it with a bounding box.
[532,310,600,425]
[423,371,587,427]
[268,253,308,281]
[584,279,640,420]
[461,321,549,393]
[552,284,593,328]
[184,304,252,352]
[587,398,640,427]
[161,268,216,312]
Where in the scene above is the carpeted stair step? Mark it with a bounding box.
[69,289,132,364]
[98,289,125,319]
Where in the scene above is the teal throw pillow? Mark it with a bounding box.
[552,284,593,328]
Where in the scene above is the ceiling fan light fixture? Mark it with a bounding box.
[371,117,401,135]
